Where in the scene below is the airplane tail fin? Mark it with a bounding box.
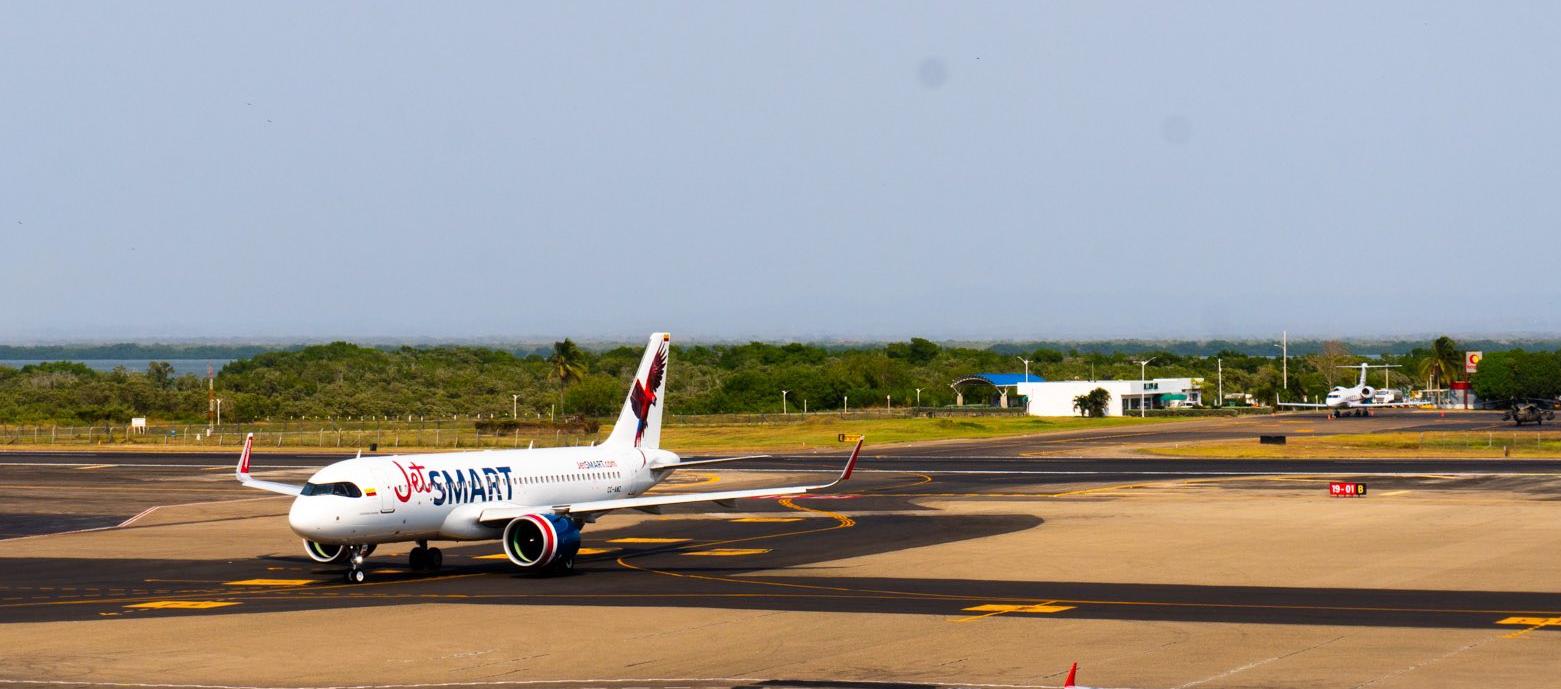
[604,333,671,449]
[1063,662,1077,688]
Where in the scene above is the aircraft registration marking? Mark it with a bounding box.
[731,517,803,523]
[222,579,317,586]
[682,548,771,556]
[607,537,689,544]
[126,601,240,609]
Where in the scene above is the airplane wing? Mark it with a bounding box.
[234,433,304,496]
[478,439,861,525]
[650,454,769,469]
[1354,401,1425,408]
[1277,402,1329,408]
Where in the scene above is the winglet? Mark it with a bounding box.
[1063,662,1077,688]
[235,432,254,480]
[838,437,865,483]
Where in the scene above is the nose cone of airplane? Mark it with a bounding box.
[288,497,329,540]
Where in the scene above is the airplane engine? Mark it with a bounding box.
[501,514,582,573]
[1359,386,1375,399]
[303,540,374,564]
[303,539,349,564]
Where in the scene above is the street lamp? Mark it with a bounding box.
[512,394,520,419]
[1016,356,1032,382]
[915,387,923,407]
[781,389,789,415]
[1272,330,1288,390]
[216,398,223,427]
[1133,358,1156,418]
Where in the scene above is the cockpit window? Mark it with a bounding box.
[301,481,363,498]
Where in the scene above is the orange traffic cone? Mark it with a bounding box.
[1064,662,1077,688]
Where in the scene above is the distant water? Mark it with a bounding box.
[0,359,231,376]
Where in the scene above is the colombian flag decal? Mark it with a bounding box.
[365,487,377,496]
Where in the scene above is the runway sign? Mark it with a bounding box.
[1329,481,1367,497]
[838,433,863,442]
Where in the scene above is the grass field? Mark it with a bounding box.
[1147,431,1561,459]
[0,414,1188,454]
[653,414,1183,453]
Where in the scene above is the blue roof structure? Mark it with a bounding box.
[953,372,1046,388]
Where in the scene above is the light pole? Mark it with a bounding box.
[1273,331,1288,390]
[1016,356,1032,382]
[1217,358,1223,408]
[915,388,923,407]
[1134,358,1156,417]
[216,398,223,427]
[512,394,519,419]
[886,394,892,410]
[843,396,848,414]
[781,390,789,415]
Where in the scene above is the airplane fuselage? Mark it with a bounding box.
[288,445,677,545]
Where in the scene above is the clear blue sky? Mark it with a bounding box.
[3,2,1557,342]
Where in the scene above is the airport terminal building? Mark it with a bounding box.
[952,373,1203,416]
[1015,378,1203,416]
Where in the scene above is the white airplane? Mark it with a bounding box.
[1278,363,1420,417]
[236,332,864,583]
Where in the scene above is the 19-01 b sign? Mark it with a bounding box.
[1329,481,1367,497]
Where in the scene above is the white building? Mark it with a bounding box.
[1014,378,1203,416]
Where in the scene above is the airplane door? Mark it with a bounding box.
[375,466,398,514]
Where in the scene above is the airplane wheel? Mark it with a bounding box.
[551,556,575,575]
[427,548,443,571]
[409,547,427,571]
[347,568,366,584]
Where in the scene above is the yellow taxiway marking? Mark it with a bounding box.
[126,600,239,610]
[480,548,615,559]
[682,548,771,557]
[607,537,690,544]
[222,579,317,586]
[75,464,113,471]
[731,517,804,523]
[952,602,1075,622]
[1497,616,1561,638]
[1377,490,1412,496]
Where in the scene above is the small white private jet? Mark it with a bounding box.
[236,332,863,582]
[1278,363,1420,417]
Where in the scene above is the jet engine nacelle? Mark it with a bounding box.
[1359,386,1375,399]
[501,514,582,573]
[302,539,373,563]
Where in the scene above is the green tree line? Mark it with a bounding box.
[0,336,1548,424]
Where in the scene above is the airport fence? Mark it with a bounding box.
[0,421,602,450]
[1140,407,1274,417]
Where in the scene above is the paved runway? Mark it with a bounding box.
[2,450,1559,632]
[2,410,1557,656]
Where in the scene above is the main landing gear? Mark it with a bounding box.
[409,540,444,573]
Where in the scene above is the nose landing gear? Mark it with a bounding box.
[343,544,374,583]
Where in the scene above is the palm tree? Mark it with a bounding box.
[550,339,587,415]
[1418,336,1463,390]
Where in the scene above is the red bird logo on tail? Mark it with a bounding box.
[628,342,668,446]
